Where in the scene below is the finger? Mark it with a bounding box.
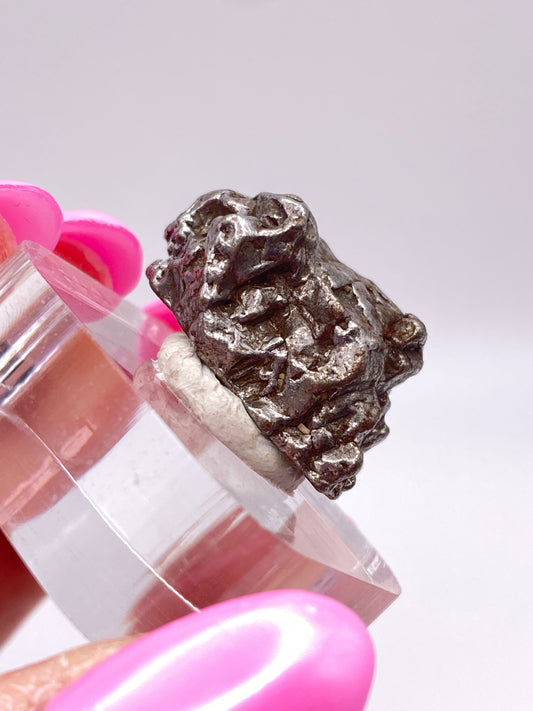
[0,533,44,645]
[45,590,373,711]
[0,213,17,263]
[0,636,135,711]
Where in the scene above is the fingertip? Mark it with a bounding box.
[58,210,143,296]
[0,181,63,249]
[142,300,181,331]
[0,213,17,263]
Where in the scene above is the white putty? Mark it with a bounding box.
[157,332,301,491]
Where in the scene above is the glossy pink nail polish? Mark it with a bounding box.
[0,181,63,249]
[143,299,182,331]
[44,590,374,711]
[55,210,143,295]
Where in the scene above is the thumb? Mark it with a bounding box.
[0,636,135,711]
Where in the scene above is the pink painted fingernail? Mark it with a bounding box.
[0,181,63,249]
[136,301,179,363]
[55,210,143,295]
[142,299,182,331]
[137,301,181,362]
[44,590,374,711]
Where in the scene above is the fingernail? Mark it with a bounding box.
[142,299,181,331]
[45,590,374,711]
[56,210,143,295]
[137,301,180,363]
[0,181,63,250]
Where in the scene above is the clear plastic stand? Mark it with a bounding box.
[0,243,399,640]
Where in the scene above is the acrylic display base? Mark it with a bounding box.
[0,243,400,640]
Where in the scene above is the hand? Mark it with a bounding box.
[0,560,374,711]
[0,534,131,709]
[0,183,374,709]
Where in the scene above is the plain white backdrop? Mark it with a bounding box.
[1,2,532,709]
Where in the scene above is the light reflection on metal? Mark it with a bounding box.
[148,191,426,498]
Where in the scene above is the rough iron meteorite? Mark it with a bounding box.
[147,190,426,499]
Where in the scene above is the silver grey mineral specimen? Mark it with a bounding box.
[147,190,426,499]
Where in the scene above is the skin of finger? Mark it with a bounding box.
[0,636,136,711]
[0,533,44,645]
[0,212,17,263]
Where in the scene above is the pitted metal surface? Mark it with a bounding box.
[148,190,426,498]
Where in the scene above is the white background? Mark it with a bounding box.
[1,2,532,709]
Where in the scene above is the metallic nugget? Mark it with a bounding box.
[148,190,426,498]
